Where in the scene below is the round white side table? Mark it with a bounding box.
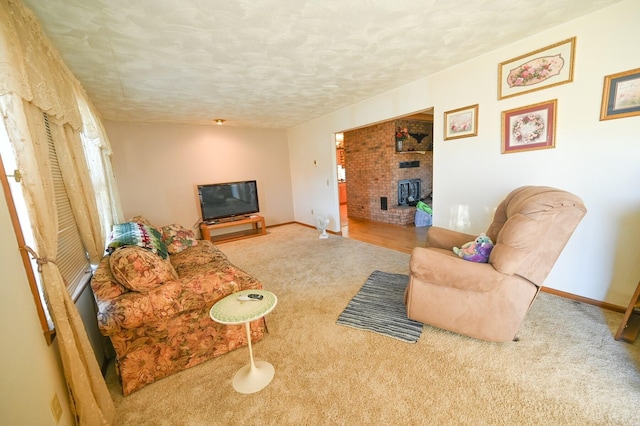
[210,289,277,394]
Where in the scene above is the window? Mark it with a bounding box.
[1,119,54,338]
[43,113,92,300]
[1,115,55,337]
[0,111,93,340]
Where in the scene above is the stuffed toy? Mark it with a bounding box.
[453,233,494,263]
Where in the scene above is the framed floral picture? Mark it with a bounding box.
[498,37,575,100]
[600,68,640,120]
[501,99,557,154]
[443,104,478,140]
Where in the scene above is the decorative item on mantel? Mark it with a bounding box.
[396,125,431,152]
[395,126,409,152]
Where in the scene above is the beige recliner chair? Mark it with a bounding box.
[405,186,587,342]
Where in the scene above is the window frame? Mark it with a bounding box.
[0,151,55,343]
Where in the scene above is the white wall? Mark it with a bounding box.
[288,0,640,306]
[104,121,295,232]
[0,188,73,425]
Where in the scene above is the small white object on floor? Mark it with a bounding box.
[315,214,330,239]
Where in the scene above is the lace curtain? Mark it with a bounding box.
[1,1,117,424]
[74,85,124,242]
[0,0,82,130]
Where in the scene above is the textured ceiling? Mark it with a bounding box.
[23,0,620,129]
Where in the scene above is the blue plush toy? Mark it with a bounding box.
[453,233,494,263]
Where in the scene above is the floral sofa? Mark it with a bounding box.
[91,217,266,395]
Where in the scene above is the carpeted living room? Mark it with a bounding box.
[3,1,640,425]
[108,224,640,425]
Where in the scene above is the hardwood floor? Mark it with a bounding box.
[339,204,428,254]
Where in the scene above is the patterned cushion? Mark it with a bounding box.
[107,222,169,259]
[161,224,198,254]
[109,246,179,292]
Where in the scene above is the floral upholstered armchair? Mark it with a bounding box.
[91,217,266,395]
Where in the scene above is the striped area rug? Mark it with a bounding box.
[337,270,423,343]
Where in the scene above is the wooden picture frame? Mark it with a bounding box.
[443,104,478,140]
[501,99,557,154]
[498,37,575,100]
[600,67,640,120]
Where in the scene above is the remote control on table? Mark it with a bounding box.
[238,293,263,301]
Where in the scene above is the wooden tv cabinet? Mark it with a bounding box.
[199,215,266,244]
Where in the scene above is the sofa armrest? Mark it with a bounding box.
[97,280,184,335]
[410,247,506,293]
[91,256,128,301]
[426,226,477,250]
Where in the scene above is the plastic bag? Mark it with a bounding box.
[416,201,433,214]
[415,209,432,227]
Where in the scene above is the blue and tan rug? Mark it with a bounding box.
[337,270,423,343]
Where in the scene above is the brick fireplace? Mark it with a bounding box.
[398,179,421,205]
[343,119,433,226]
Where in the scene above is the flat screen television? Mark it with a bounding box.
[198,180,260,222]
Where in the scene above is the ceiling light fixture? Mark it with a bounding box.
[214,119,225,125]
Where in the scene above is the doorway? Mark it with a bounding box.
[335,132,348,233]
[335,108,433,232]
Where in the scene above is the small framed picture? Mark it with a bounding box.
[600,68,640,121]
[443,104,478,140]
[498,37,575,100]
[501,99,557,154]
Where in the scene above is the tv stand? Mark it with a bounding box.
[200,215,266,244]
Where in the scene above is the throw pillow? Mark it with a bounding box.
[106,222,169,259]
[109,246,179,292]
[161,224,199,254]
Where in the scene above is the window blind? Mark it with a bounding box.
[44,113,91,299]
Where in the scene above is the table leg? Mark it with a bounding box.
[232,321,275,394]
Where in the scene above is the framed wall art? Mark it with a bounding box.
[498,37,575,100]
[600,67,640,120]
[501,99,557,154]
[443,104,478,140]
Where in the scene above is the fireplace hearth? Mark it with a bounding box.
[398,179,421,206]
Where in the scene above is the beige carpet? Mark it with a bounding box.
[108,224,640,425]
